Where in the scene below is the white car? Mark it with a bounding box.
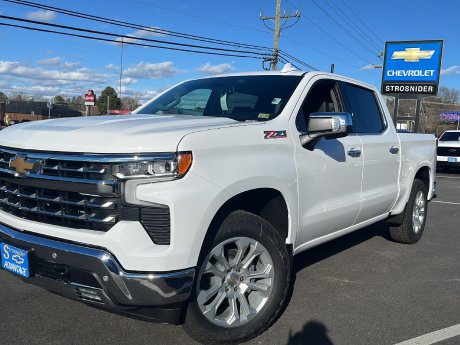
[0,70,436,344]
[437,130,460,171]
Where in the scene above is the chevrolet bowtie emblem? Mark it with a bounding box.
[9,156,37,174]
[391,48,435,62]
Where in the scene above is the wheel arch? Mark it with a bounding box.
[389,164,433,220]
[196,187,294,266]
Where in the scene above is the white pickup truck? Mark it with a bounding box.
[0,70,436,344]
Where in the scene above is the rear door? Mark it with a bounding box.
[339,82,400,224]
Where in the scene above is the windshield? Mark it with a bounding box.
[439,132,460,141]
[136,75,303,121]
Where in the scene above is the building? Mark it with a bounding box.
[4,101,82,124]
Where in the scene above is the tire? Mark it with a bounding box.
[389,179,428,244]
[183,210,292,344]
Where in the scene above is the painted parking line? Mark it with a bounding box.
[432,200,460,206]
[394,324,460,345]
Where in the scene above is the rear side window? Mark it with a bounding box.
[340,82,386,134]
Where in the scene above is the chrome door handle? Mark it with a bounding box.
[390,146,399,154]
[347,148,361,157]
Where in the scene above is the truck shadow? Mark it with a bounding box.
[287,320,334,345]
[278,222,390,344]
[292,221,390,274]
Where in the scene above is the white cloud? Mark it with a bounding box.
[359,64,376,71]
[114,27,165,45]
[38,57,63,66]
[132,28,165,38]
[25,10,57,22]
[0,60,108,84]
[62,61,81,69]
[124,61,177,79]
[441,66,460,75]
[198,62,234,75]
[37,57,81,69]
[106,63,117,70]
[120,77,137,85]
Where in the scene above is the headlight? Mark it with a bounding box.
[114,152,192,180]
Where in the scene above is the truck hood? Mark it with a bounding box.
[438,140,460,148]
[0,115,241,153]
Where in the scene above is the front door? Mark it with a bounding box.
[294,78,363,248]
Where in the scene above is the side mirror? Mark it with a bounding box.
[299,112,353,147]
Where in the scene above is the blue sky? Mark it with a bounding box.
[0,0,459,102]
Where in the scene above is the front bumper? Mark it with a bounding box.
[437,159,460,169]
[0,223,195,323]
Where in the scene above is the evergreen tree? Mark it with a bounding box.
[96,87,121,114]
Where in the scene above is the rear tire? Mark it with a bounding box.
[389,179,428,244]
[183,210,291,344]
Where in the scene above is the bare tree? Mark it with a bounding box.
[121,94,141,111]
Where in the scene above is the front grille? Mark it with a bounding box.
[437,147,460,157]
[0,180,121,231]
[0,147,171,244]
[0,149,114,180]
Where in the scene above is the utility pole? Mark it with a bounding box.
[260,0,301,70]
[47,100,53,119]
[107,95,110,115]
[119,37,124,101]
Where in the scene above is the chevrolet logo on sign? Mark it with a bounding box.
[391,48,435,62]
[9,156,39,174]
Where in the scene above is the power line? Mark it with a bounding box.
[128,0,271,35]
[0,21,266,60]
[0,17,314,71]
[278,51,319,71]
[324,0,383,53]
[301,14,373,63]
[282,35,361,69]
[4,0,272,51]
[5,0,317,71]
[0,15,270,57]
[340,0,385,46]
[310,0,381,58]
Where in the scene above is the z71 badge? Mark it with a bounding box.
[264,130,287,139]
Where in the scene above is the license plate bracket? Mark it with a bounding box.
[1,243,31,278]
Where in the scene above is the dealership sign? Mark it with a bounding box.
[381,40,443,95]
[84,90,96,106]
[440,111,460,123]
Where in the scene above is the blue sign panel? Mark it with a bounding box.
[381,40,443,95]
[1,243,30,278]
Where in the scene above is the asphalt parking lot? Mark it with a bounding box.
[0,173,459,345]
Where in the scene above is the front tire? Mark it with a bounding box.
[183,210,291,344]
[389,179,428,244]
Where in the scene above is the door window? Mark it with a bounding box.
[296,80,342,133]
[340,83,386,134]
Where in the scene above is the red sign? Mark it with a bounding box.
[108,110,130,115]
[84,90,96,106]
